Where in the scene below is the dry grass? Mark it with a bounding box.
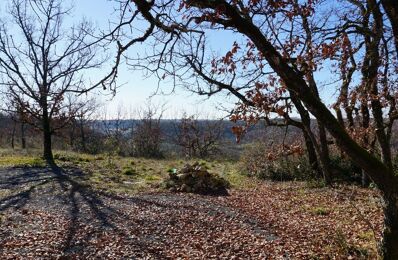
[0,149,250,194]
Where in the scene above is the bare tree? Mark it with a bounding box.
[172,113,223,158]
[1,93,32,149]
[99,104,130,155]
[132,102,165,158]
[0,0,106,163]
[64,95,99,152]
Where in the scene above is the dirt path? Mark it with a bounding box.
[0,167,383,259]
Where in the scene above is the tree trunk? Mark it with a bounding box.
[69,128,74,148]
[302,129,320,177]
[292,94,332,185]
[79,119,87,152]
[361,171,370,187]
[21,122,26,149]
[317,123,332,184]
[381,0,398,55]
[165,1,398,257]
[42,110,54,164]
[11,122,15,149]
[360,103,371,188]
[381,195,398,259]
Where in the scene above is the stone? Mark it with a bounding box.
[163,162,230,195]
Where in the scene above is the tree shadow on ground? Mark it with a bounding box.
[0,165,171,258]
[0,164,265,258]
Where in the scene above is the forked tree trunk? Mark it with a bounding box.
[290,93,332,183]
[155,1,398,256]
[291,88,332,184]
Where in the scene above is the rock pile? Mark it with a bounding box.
[164,162,230,195]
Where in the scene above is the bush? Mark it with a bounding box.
[239,142,315,181]
[164,162,230,195]
[122,167,137,176]
[328,155,362,182]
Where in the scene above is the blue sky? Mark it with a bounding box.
[74,0,339,119]
[72,0,240,119]
[0,0,338,119]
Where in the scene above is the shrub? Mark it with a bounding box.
[328,155,361,182]
[306,179,326,188]
[239,142,314,181]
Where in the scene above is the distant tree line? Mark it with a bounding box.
[0,100,232,160]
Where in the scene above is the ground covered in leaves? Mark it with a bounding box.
[0,166,383,259]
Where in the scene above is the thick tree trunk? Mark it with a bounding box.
[42,110,54,164]
[381,195,398,259]
[317,123,332,184]
[154,1,398,257]
[360,104,371,188]
[291,93,331,184]
[361,171,370,187]
[381,0,398,55]
[43,127,53,163]
[302,129,320,177]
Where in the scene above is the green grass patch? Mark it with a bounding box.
[0,156,46,168]
[54,151,96,163]
[122,168,137,176]
[0,149,255,194]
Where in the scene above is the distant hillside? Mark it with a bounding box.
[90,119,304,143]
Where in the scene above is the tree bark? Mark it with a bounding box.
[291,93,332,184]
[79,119,87,152]
[21,122,26,149]
[190,1,397,254]
[367,0,394,172]
[302,129,320,177]
[11,121,16,149]
[42,108,54,164]
[133,1,398,256]
[381,0,398,55]
[361,171,370,187]
[381,195,398,259]
[317,123,332,184]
